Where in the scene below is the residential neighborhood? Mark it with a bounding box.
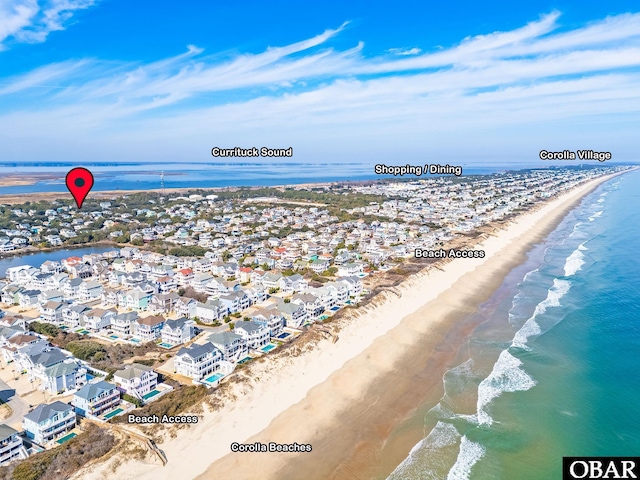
[0,166,626,467]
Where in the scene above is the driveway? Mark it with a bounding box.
[0,377,29,429]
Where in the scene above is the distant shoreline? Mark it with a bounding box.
[0,164,629,205]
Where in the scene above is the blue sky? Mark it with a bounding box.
[1,0,639,165]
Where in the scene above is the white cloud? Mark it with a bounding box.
[385,47,422,56]
[1,11,640,162]
[0,0,96,48]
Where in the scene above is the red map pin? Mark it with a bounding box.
[65,167,94,209]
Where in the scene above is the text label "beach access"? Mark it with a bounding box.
[415,249,486,259]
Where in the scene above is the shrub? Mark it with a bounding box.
[7,424,115,480]
[113,386,207,423]
[122,394,143,408]
[65,341,106,361]
[28,322,60,337]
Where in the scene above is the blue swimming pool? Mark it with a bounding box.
[159,342,173,348]
[277,332,290,339]
[104,408,123,420]
[56,432,77,444]
[205,373,224,383]
[261,344,276,353]
[142,389,161,400]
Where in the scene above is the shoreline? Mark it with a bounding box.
[72,171,624,480]
[0,240,118,262]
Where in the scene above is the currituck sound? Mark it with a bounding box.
[212,147,293,157]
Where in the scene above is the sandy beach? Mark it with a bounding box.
[73,172,621,480]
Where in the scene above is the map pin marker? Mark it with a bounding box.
[65,167,94,209]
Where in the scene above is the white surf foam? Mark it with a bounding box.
[424,421,461,450]
[569,222,583,238]
[511,278,571,349]
[387,421,461,479]
[588,210,603,221]
[476,350,536,426]
[446,436,486,480]
[563,247,585,277]
[521,267,539,284]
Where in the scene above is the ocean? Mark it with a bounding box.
[387,169,640,479]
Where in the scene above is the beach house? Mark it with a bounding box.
[111,312,139,336]
[38,301,64,325]
[174,342,222,380]
[208,331,248,362]
[277,301,307,328]
[42,360,87,394]
[72,381,121,418]
[251,309,285,338]
[22,401,76,445]
[82,308,116,331]
[160,318,195,346]
[233,321,270,349]
[113,363,158,400]
[132,315,165,342]
[0,425,26,466]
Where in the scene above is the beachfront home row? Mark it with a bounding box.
[22,401,76,445]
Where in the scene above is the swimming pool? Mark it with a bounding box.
[320,315,329,321]
[204,373,224,383]
[142,389,161,400]
[158,342,173,348]
[103,408,123,420]
[56,432,77,444]
[261,344,276,353]
[277,332,290,339]
[109,335,118,339]
[238,356,252,364]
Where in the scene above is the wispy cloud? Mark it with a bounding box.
[385,47,422,56]
[1,11,640,162]
[0,0,97,49]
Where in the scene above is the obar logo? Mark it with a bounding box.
[563,458,639,479]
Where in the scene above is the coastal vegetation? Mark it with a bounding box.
[111,385,208,425]
[0,425,115,480]
[27,322,161,370]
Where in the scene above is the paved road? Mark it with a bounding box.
[196,324,231,335]
[0,377,29,429]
